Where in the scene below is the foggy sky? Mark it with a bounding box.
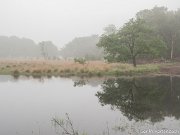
[0,0,179,48]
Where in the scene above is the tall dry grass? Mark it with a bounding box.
[0,58,160,76]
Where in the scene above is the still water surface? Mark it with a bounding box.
[0,75,180,135]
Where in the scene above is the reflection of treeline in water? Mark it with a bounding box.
[96,76,180,122]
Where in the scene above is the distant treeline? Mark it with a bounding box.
[0,36,58,58]
[1,6,179,62]
[0,35,103,60]
[59,35,103,60]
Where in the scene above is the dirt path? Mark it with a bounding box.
[160,64,180,75]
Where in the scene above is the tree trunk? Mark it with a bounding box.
[170,33,176,60]
[170,36,174,60]
[170,75,174,96]
[132,56,137,67]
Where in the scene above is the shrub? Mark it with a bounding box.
[54,69,58,72]
[13,70,20,79]
[32,70,42,74]
[13,70,20,75]
[25,70,30,73]
[47,69,51,73]
[64,69,70,73]
[74,58,86,64]
[6,65,10,68]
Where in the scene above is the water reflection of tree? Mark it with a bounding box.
[73,79,87,87]
[96,76,180,122]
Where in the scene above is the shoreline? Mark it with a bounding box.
[0,59,179,77]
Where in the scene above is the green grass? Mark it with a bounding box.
[106,64,160,76]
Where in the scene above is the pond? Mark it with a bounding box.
[0,75,180,135]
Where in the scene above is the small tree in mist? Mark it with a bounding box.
[39,41,48,59]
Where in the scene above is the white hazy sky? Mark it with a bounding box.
[0,0,179,48]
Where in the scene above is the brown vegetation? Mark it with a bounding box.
[0,59,161,77]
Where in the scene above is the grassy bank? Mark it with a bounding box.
[0,59,162,77]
